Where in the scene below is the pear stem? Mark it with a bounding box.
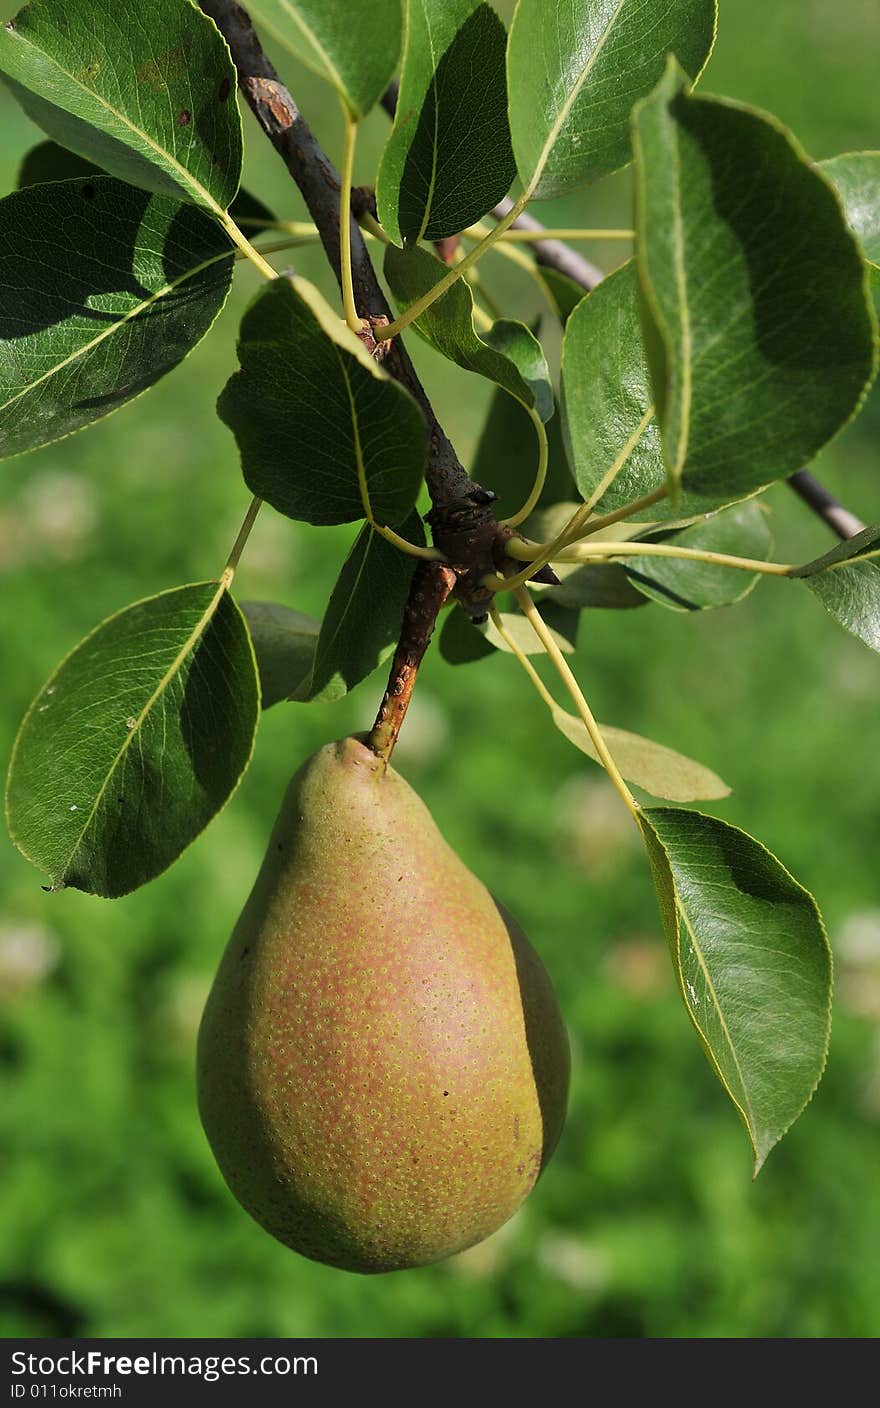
[368,561,458,765]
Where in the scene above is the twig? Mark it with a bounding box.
[368,561,457,764]
[201,2,517,764]
[786,470,866,541]
[200,2,475,516]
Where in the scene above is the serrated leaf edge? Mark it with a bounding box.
[1,0,242,212]
[0,179,235,462]
[5,579,260,897]
[553,709,731,801]
[640,810,833,1175]
[509,0,719,198]
[632,62,879,499]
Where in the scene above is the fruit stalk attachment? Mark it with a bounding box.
[368,560,458,764]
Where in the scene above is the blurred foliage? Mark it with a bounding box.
[1,0,879,1339]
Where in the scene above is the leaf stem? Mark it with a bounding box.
[572,407,657,526]
[506,540,792,575]
[455,220,569,319]
[489,606,558,710]
[358,210,392,245]
[513,587,641,823]
[502,411,549,529]
[382,193,530,339]
[219,213,279,281]
[460,221,549,274]
[223,495,263,580]
[457,249,505,322]
[465,226,634,243]
[485,450,666,594]
[468,230,574,332]
[339,106,365,333]
[373,524,447,561]
[235,235,322,262]
[563,485,670,542]
[234,217,320,237]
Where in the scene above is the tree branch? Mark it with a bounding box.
[201,1,478,518]
[368,560,457,765]
[785,469,866,541]
[201,2,516,762]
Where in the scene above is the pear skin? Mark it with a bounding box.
[197,736,569,1273]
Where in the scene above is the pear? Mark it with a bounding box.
[197,735,569,1273]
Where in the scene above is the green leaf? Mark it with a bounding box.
[228,187,277,230]
[218,275,427,527]
[385,243,553,421]
[472,388,575,521]
[789,525,880,654]
[377,0,515,243]
[625,502,774,611]
[17,137,274,228]
[539,267,585,327]
[561,261,742,522]
[246,0,401,119]
[640,808,832,1172]
[633,61,877,500]
[5,583,259,899]
[507,0,717,200]
[547,561,649,611]
[820,152,880,286]
[0,176,233,460]
[240,600,319,708]
[562,261,661,510]
[792,524,880,576]
[17,137,100,186]
[530,501,668,608]
[297,511,426,703]
[438,604,577,665]
[438,606,495,665]
[0,0,242,212]
[554,712,729,802]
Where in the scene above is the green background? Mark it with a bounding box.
[2,0,879,1338]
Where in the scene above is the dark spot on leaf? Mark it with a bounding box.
[80,183,96,200]
[442,1090,449,1097]
[219,76,231,103]
[239,945,250,961]
[178,109,192,127]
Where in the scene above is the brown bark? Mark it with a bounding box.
[199,2,528,759]
[367,562,457,765]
